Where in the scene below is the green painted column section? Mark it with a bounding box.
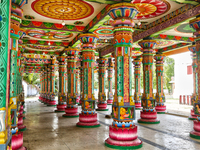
[0,0,10,108]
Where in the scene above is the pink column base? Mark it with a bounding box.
[190,120,200,138]
[55,104,67,112]
[155,105,166,113]
[107,99,113,105]
[45,99,50,105]
[96,103,108,111]
[138,111,160,124]
[12,132,24,150]
[62,107,79,117]
[76,113,100,127]
[135,102,142,109]
[189,109,197,119]
[105,125,142,147]
[48,100,57,106]
[76,96,80,104]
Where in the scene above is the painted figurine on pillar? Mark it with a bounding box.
[133,56,142,110]
[189,16,200,139]
[138,38,160,124]
[63,48,80,118]
[97,57,108,111]
[188,43,198,120]
[105,3,142,149]
[76,33,100,128]
[55,56,67,112]
[154,51,166,114]
[107,58,114,105]
[48,56,57,106]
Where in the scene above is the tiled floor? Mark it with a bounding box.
[23,97,200,150]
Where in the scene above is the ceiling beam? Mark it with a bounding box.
[133,4,200,42]
[21,20,85,32]
[163,46,189,56]
[152,34,194,43]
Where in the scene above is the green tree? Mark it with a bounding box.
[23,73,40,85]
[164,57,175,94]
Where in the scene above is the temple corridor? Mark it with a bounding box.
[23,97,200,150]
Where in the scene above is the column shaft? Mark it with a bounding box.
[97,57,108,111]
[107,58,114,105]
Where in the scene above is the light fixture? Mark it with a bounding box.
[62,20,65,26]
[138,20,141,26]
[48,42,51,45]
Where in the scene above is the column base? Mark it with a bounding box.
[105,125,142,149]
[47,100,57,106]
[155,105,166,114]
[96,103,108,111]
[188,109,197,120]
[190,120,200,139]
[107,99,113,105]
[54,104,66,112]
[12,132,27,150]
[135,102,142,110]
[76,96,80,104]
[62,107,79,118]
[138,111,160,124]
[76,113,100,128]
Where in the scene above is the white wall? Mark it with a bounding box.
[22,80,38,97]
[171,51,193,98]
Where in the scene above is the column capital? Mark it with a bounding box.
[138,39,157,50]
[133,56,142,66]
[188,44,197,53]
[65,47,80,56]
[108,3,139,21]
[154,53,165,62]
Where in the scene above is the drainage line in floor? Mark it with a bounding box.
[97,112,200,145]
[99,120,170,150]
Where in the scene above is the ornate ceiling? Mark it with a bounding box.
[19,0,200,72]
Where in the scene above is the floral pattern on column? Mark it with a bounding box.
[154,52,166,113]
[188,44,198,120]
[189,16,200,139]
[105,3,142,149]
[107,58,114,105]
[63,48,79,118]
[97,57,108,111]
[76,33,100,128]
[137,39,160,124]
[48,56,57,106]
[55,56,67,112]
[133,56,142,110]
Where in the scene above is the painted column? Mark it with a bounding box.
[107,58,114,105]
[43,67,48,104]
[188,44,198,120]
[48,56,57,106]
[105,3,142,149]
[41,71,45,103]
[133,56,142,110]
[63,48,79,118]
[75,69,80,104]
[80,61,84,105]
[55,56,67,112]
[46,66,51,104]
[0,0,11,149]
[76,33,100,128]
[97,57,108,111]
[137,38,160,124]
[39,73,43,102]
[154,52,166,114]
[189,16,200,139]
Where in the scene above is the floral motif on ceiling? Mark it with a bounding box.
[93,27,113,38]
[175,23,196,34]
[131,0,170,20]
[24,15,35,19]
[26,29,73,40]
[31,0,94,20]
[25,44,63,50]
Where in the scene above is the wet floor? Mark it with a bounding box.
[23,97,200,150]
